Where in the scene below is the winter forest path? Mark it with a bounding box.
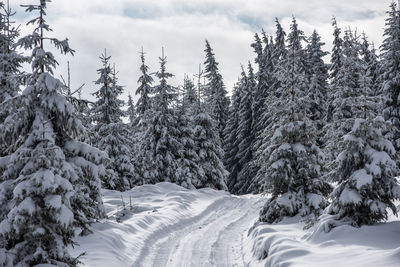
[133,192,264,267]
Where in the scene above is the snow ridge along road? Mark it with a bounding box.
[69,182,265,267]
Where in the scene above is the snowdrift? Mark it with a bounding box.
[244,208,400,267]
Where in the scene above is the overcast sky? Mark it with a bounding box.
[11,0,393,102]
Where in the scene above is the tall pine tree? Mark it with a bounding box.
[91,55,136,190]
[135,48,153,116]
[259,17,331,223]
[0,1,105,265]
[380,3,400,167]
[204,40,230,143]
[306,30,329,144]
[232,63,256,194]
[138,49,181,184]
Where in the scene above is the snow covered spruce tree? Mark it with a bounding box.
[251,32,274,145]
[193,75,228,190]
[138,49,181,184]
[360,35,381,116]
[255,19,287,146]
[131,49,153,182]
[174,77,202,189]
[329,17,343,87]
[249,32,272,140]
[380,2,400,167]
[231,63,257,194]
[203,40,230,143]
[127,93,137,127]
[306,30,329,141]
[224,73,246,192]
[253,19,287,193]
[0,2,25,104]
[360,34,380,100]
[91,53,136,190]
[193,109,228,190]
[0,2,27,156]
[181,76,198,116]
[323,28,363,163]
[0,1,105,266]
[321,33,400,230]
[135,48,153,116]
[325,71,400,229]
[258,17,331,224]
[325,17,343,127]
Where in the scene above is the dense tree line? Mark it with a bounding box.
[225,5,400,231]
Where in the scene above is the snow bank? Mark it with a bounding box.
[244,203,400,267]
[68,182,229,267]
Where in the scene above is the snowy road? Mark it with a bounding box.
[134,193,264,267]
[69,183,400,267]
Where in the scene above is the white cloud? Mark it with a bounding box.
[10,0,392,102]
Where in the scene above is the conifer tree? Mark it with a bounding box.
[232,63,257,194]
[136,48,153,116]
[306,30,329,143]
[323,29,363,161]
[360,35,380,113]
[254,32,274,130]
[139,49,181,184]
[91,55,135,190]
[127,93,137,126]
[0,2,27,156]
[193,72,228,190]
[253,19,287,193]
[224,77,242,191]
[325,63,399,229]
[193,108,228,190]
[0,2,25,104]
[360,35,379,94]
[250,33,266,135]
[181,76,198,116]
[270,18,287,94]
[325,17,343,126]
[0,1,105,265]
[249,33,276,194]
[174,77,201,189]
[250,33,263,73]
[324,117,400,230]
[258,18,331,223]
[131,50,153,184]
[203,40,230,143]
[329,17,343,83]
[380,3,400,165]
[317,24,400,230]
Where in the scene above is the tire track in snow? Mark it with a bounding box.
[164,197,246,267]
[137,194,263,267]
[209,198,262,266]
[133,195,232,267]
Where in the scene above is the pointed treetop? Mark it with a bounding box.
[17,0,74,80]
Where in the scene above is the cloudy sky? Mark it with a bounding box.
[11,0,393,102]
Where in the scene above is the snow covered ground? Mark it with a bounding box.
[244,205,400,267]
[69,183,400,267]
[68,182,264,267]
